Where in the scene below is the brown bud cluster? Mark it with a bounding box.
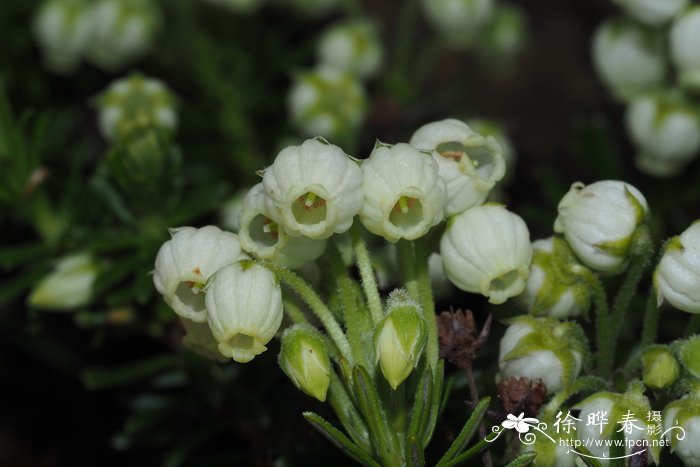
[437,309,491,369]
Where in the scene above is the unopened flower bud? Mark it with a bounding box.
[612,0,688,26]
[279,325,331,401]
[664,392,700,466]
[239,183,327,268]
[96,73,177,142]
[671,7,700,92]
[410,119,505,217]
[262,138,363,239]
[641,346,680,390]
[205,261,283,363]
[575,384,661,464]
[676,336,700,379]
[317,20,383,79]
[421,0,494,48]
[498,316,587,394]
[440,204,532,304]
[288,67,366,140]
[654,221,700,313]
[180,318,227,362]
[86,0,162,71]
[625,92,700,177]
[33,0,92,73]
[592,18,666,101]
[519,236,590,319]
[374,290,427,389]
[554,180,648,273]
[360,142,446,242]
[153,226,248,322]
[28,253,99,310]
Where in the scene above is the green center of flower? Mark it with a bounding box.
[250,215,280,247]
[389,196,423,229]
[229,333,256,350]
[292,192,327,225]
[175,280,207,316]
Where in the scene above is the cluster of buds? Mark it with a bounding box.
[33,0,162,73]
[592,1,700,177]
[95,73,178,143]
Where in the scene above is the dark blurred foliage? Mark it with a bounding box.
[1,0,699,465]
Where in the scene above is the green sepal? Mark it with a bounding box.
[303,412,380,467]
[435,397,490,465]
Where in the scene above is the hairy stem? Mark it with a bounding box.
[350,224,384,324]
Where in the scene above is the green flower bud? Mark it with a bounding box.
[374,290,427,389]
[642,345,680,390]
[677,336,700,380]
[663,391,700,466]
[279,325,331,402]
[28,253,99,311]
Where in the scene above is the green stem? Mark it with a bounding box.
[413,239,438,370]
[351,224,384,324]
[641,287,659,347]
[257,260,354,367]
[397,240,419,302]
[282,299,309,325]
[384,0,420,103]
[578,268,611,376]
[609,227,653,357]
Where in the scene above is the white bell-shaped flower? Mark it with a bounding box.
[612,0,688,26]
[153,226,248,322]
[440,204,532,304]
[205,261,283,363]
[239,183,327,268]
[625,92,700,177]
[360,142,446,242]
[664,392,700,466]
[654,221,700,314]
[554,180,648,273]
[96,72,177,142]
[421,0,494,48]
[317,20,383,79]
[288,67,366,140]
[85,0,161,71]
[28,253,99,310]
[671,7,700,92]
[33,0,92,73]
[592,18,666,101]
[410,119,505,217]
[262,138,363,239]
[519,237,590,319]
[466,118,516,185]
[498,316,586,394]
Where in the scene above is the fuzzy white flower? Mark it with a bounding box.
[205,262,283,363]
[28,253,99,310]
[592,18,666,101]
[33,0,92,73]
[288,67,366,140]
[554,180,648,273]
[410,119,504,217]
[153,226,248,322]
[440,204,531,304]
[671,7,700,92]
[519,237,590,319]
[664,393,700,467]
[317,20,383,79]
[498,316,585,394]
[97,73,177,142]
[86,0,161,71]
[421,0,494,48]
[625,92,700,177]
[612,0,688,26]
[360,143,446,242]
[262,138,363,239]
[654,221,700,314]
[239,183,327,268]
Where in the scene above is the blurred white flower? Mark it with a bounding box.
[33,0,92,73]
[421,0,494,48]
[317,20,383,79]
[654,221,700,313]
[671,6,700,92]
[613,0,688,26]
[28,253,99,310]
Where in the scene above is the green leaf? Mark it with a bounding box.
[0,262,51,305]
[438,437,491,467]
[575,446,604,467]
[423,360,444,445]
[609,427,626,467]
[303,412,380,467]
[436,397,490,464]
[407,363,432,448]
[506,451,537,467]
[81,354,179,390]
[352,365,400,465]
[0,242,50,269]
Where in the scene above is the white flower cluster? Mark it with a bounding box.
[592,3,700,177]
[33,0,162,74]
[96,73,178,142]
